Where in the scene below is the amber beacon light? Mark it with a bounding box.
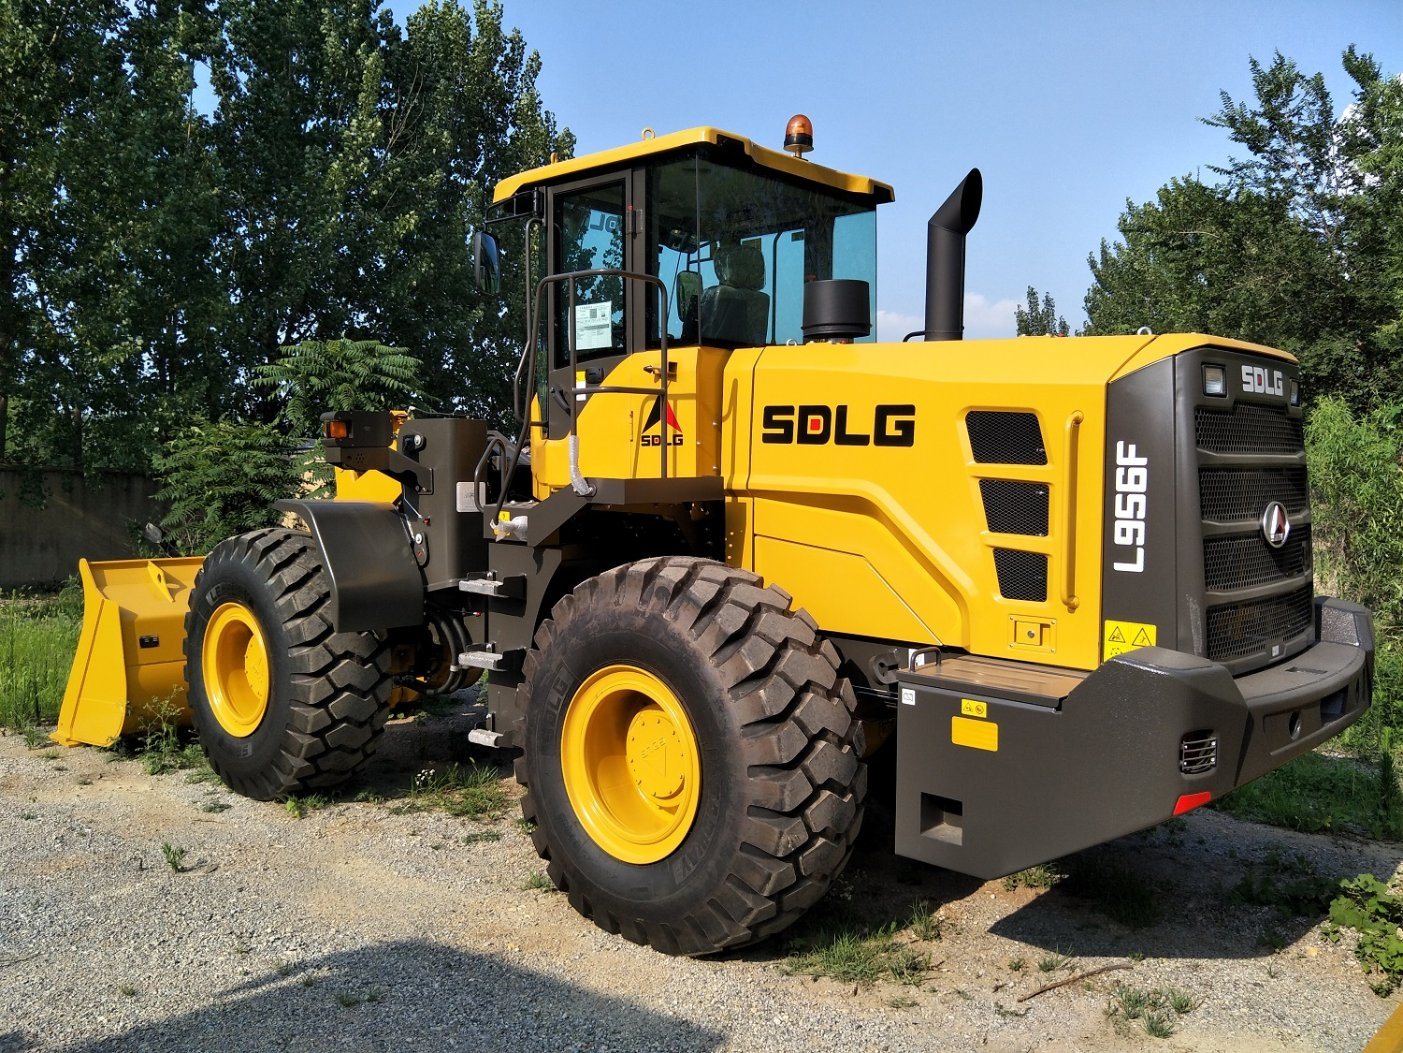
[784,114,814,157]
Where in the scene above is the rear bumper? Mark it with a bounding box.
[893,598,1373,880]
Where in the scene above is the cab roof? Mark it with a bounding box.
[491,126,896,205]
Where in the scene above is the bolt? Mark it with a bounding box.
[413,533,424,545]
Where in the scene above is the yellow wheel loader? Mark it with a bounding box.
[57,118,1374,956]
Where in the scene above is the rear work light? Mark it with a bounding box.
[324,419,350,440]
[1202,364,1227,397]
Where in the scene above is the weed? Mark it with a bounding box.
[1167,988,1200,1014]
[117,985,137,998]
[1329,874,1403,995]
[1107,984,1196,1039]
[201,799,231,814]
[1258,929,1287,952]
[37,749,58,760]
[1003,862,1064,891]
[886,995,917,1009]
[19,811,36,820]
[22,727,46,749]
[1038,949,1072,973]
[161,842,188,873]
[461,831,502,846]
[1063,855,1162,928]
[516,816,536,834]
[336,993,360,1008]
[1007,957,1025,972]
[391,764,507,820]
[1142,1011,1176,1039]
[906,901,941,941]
[233,940,252,955]
[522,870,553,892]
[301,976,316,988]
[76,776,91,786]
[994,1003,1029,1019]
[1231,868,1336,918]
[284,794,329,819]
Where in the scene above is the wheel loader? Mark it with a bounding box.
[55,118,1374,956]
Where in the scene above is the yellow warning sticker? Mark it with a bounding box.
[952,715,998,752]
[1103,619,1157,661]
[960,699,987,719]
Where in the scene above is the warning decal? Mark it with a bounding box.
[1103,619,1157,661]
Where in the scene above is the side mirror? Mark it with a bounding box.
[472,230,501,295]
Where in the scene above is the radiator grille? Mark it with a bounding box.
[979,480,1049,535]
[1199,467,1309,523]
[993,549,1048,602]
[1195,403,1303,455]
[1203,525,1313,592]
[966,411,1047,465]
[1205,585,1314,662]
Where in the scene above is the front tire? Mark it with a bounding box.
[517,557,866,955]
[184,528,393,800]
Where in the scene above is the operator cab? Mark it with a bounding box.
[484,128,893,440]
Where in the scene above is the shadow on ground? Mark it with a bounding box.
[5,941,724,1053]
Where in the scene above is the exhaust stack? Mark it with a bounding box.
[923,168,983,341]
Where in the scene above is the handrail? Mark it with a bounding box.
[1060,411,1084,611]
[491,267,671,527]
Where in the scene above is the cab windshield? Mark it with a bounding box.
[648,149,877,347]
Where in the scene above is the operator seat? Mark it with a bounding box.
[700,243,769,345]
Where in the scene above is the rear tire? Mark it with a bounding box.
[516,556,866,956]
[184,528,393,800]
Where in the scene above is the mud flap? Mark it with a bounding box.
[52,556,204,747]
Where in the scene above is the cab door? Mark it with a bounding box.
[541,171,646,442]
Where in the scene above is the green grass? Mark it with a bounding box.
[522,870,553,891]
[1002,862,1065,891]
[0,586,82,728]
[1214,751,1403,840]
[1062,855,1162,928]
[390,763,508,820]
[784,919,932,987]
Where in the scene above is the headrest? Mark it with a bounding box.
[714,243,766,291]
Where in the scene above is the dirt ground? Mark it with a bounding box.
[1,702,1400,1053]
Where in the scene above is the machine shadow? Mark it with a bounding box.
[53,940,724,1053]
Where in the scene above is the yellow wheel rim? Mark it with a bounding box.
[560,664,700,864]
[202,601,271,738]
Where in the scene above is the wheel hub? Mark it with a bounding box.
[202,601,271,738]
[560,664,700,865]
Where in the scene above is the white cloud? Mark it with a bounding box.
[877,295,1020,342]
[962,294,1021,340]
[876,309,924,343]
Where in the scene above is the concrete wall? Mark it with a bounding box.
[0,470,161,588]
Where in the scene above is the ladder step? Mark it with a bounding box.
[459,574,526,599]
[468,728,504,748]
[459,649,505,671]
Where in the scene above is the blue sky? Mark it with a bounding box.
[423,0,1403,340]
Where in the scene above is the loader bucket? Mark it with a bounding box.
[52,556,204,747]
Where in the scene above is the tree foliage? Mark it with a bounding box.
[152,422,302,555]
[1015,287,1070,337]
[1084,49,1403,411]
[254,339,423,439]
[0,0,571,470]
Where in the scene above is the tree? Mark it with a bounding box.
[254,339,423,439]
[1015,287,1070,336]
[153,421,302,555]
[1,0,572,470]
[1083,49,1402,410]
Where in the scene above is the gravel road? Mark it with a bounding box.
[1,701,1399,1053]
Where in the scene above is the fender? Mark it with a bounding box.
[274,500,424,631]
